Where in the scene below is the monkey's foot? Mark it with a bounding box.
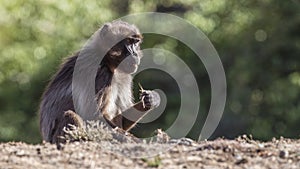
[112,127,142,143]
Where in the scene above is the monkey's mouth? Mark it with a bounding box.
[117,59,139,74]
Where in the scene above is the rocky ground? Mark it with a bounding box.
[1,135,300,169]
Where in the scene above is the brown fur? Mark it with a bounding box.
[39,21,160,144]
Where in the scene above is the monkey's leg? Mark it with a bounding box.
[50,110,84,144]
[109,101,150,131]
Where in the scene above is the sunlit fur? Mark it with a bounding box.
[39,21,158,144]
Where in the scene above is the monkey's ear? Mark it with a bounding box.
[99,23,111,38]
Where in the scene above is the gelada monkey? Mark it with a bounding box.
[39,21,160,144]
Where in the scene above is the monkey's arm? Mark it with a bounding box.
[110,90,160,131]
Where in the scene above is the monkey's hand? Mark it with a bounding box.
[140,90,160,110]
[116,90,160,131]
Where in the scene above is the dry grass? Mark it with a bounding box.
[60,121,114,143]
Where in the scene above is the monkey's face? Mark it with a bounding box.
[107,35,142,74]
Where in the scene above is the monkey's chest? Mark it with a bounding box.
[102,86,132,120]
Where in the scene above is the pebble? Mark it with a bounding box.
[279,150,289,159]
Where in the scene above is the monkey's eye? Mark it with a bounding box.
[126,37,140,44]
[132,34,143,41]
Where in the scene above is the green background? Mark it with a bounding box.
[0,0,299,143]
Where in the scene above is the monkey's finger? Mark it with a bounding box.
[141,90,151,96]
[141,96,145,108]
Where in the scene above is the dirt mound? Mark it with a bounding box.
[1,136,300,169]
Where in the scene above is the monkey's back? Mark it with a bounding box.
[39,54,78,142]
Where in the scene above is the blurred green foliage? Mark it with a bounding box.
[0,0,299,143]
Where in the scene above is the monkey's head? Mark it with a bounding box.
[100,21,143,74]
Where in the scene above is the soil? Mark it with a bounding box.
[1,136,300,169]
